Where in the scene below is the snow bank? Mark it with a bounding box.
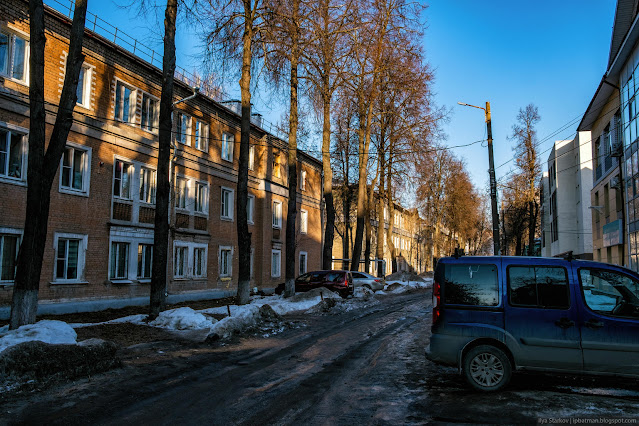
[384,277,432,293]
[149,307,217,331]
[207,304,262,339]
[0,320,77,354]
[251,288,341,315]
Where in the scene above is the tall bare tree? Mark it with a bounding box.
[149,0,178,319]
[10,0,88,329]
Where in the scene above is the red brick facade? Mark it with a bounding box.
[0,0,323,308]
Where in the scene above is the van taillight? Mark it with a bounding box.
[432,281,441,326]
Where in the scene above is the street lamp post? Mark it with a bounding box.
[458,101,501,255]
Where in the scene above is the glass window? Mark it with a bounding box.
[195,121,208,151]
[193,247,206,278]
[580,268,639,318]
[301,170,306,190]
[222,133,233,161]
[248,145,255,170]
[175,177,188,209]
[221,188,233,219]
[0,31,28,82]
[299,252,307,275]
[56,238,80,280]
[195,182,208,214]
[0,32,8,75]
[76,65,91,108]
[137,243,153,279]
[139,167,156,204]
[273,154,281,178]
[272,201,282,228]
[61,145,86,191]
[300,209,308,234]
[0,233,19,282]
[443,264,499,306]
[113,159,132,199]
[115,82,135,123]
[110,242,129,279]
[141,94,158,132]
[247,195,254,224]
[0,129,24,179]
[174,246,187,278]
[220,247,232,277]
[271,249,281,277]
[508,266,569,309]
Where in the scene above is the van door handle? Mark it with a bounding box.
[585,319,604,329]
[554,318,575,329]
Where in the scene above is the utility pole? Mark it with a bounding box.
[458,101,501,255]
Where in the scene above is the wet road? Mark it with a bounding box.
[3,289,639,425]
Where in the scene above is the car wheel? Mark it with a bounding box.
[363,284,372,291]
[463,345,512,392]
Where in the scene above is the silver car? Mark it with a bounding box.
[351,272,385,291]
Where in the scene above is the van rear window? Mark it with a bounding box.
[443,264,499,306]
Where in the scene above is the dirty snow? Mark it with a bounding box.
[0,320,77,354]
[149,307,216,331]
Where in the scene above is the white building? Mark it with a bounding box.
[541,133,593,259]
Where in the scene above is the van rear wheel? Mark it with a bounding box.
[463,345,511,392]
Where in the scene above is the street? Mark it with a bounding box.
[3,289,639,425]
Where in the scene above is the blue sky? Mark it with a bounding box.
[74,0,616,192]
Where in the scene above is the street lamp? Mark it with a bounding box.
[458,101,500,255]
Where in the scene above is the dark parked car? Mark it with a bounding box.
[293,270,354,298]
[426,256,639,392]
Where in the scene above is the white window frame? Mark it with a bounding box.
[176,112,192,146]
[140,92,159,133]
[193,244,208,279]
[221,132,234,162]
[114,79,137,124]
[300,169,307,191]
[247,194,255,225]
[59,141,91,197]
[195,120,209,152]
[136,243,153,281]
[219,245,233,277]
[0,123,28,185]
[52,233,88,284]
[271,249,281,278]
[272,200,282,229]
[221,186,234,221]
[174,242,189,279]
[76,63,93,109]
[0,227,22,285]
[175,176,190,211]
[273,153,281,178]
[0,27,29,84]
[113,158,134,200]
[300,209,308,234]
[109,241,130,281]
[139,165,157,205]
[108,228,154,283]
[299,251,307,276]
[194,181,209,215]
[248,145,255,171]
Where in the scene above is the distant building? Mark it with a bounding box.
[540,135,593,259]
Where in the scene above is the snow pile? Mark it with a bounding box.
[148,307,217,331]
[251,288,341,315]
[207,304,263,339]
[0,320,77,354]
[384,276,432,293]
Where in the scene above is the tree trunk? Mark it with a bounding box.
[376,152,386,277]
[341,186,350,270]
[10,0,87,329]
[285,4,300,298]
[322,96,335,270]
[363,177,376,274]
[236,1,254,305]
[149,0,177,320]
[527,200,535,256]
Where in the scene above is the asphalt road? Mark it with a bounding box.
[3,289,639,425]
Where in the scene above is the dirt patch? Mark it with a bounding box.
[74,323,180,347]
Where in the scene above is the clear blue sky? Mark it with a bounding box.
[67,0,616,192]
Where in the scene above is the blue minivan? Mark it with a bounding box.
[426,256,639,391]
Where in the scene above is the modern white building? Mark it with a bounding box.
[540,133,594,259]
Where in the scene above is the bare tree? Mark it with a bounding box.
[10,0,88,329]
[149,0,178,319]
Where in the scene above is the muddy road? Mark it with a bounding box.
[3,289,639,425]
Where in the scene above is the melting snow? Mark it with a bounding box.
[0,320,77,354]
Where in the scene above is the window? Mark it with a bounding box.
[193,247,207,278]
[272,201,282,229]
[271,249,281,277]
[114,81,136,124]
[113,159,133,199]
[139,167,156,204]
[221,187,234,220]
[579,268,639,318]
[54,236,85,282]
[0,29,28,82]
[195,120,209,151]
[174,245,188,278]
[0,127,25,180]
[442,263,499,306]
[141,93,158,132]
[220,246,232,277]
[176,112,191,145]
[60,144,90,195]
[301,170,306,190]
[175,177,189,209]
[195,182,209,214]
[300,209,308,234]
[273,153,281,178]
[110,242,130,279]
[508,266,569,309]
[76,65,91,108]
[247,194,255,224]
[299,251,307,275]
[0,231,20,282]
[222,133,234,162]
[137,243,153,279]
[248,145,255,171]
